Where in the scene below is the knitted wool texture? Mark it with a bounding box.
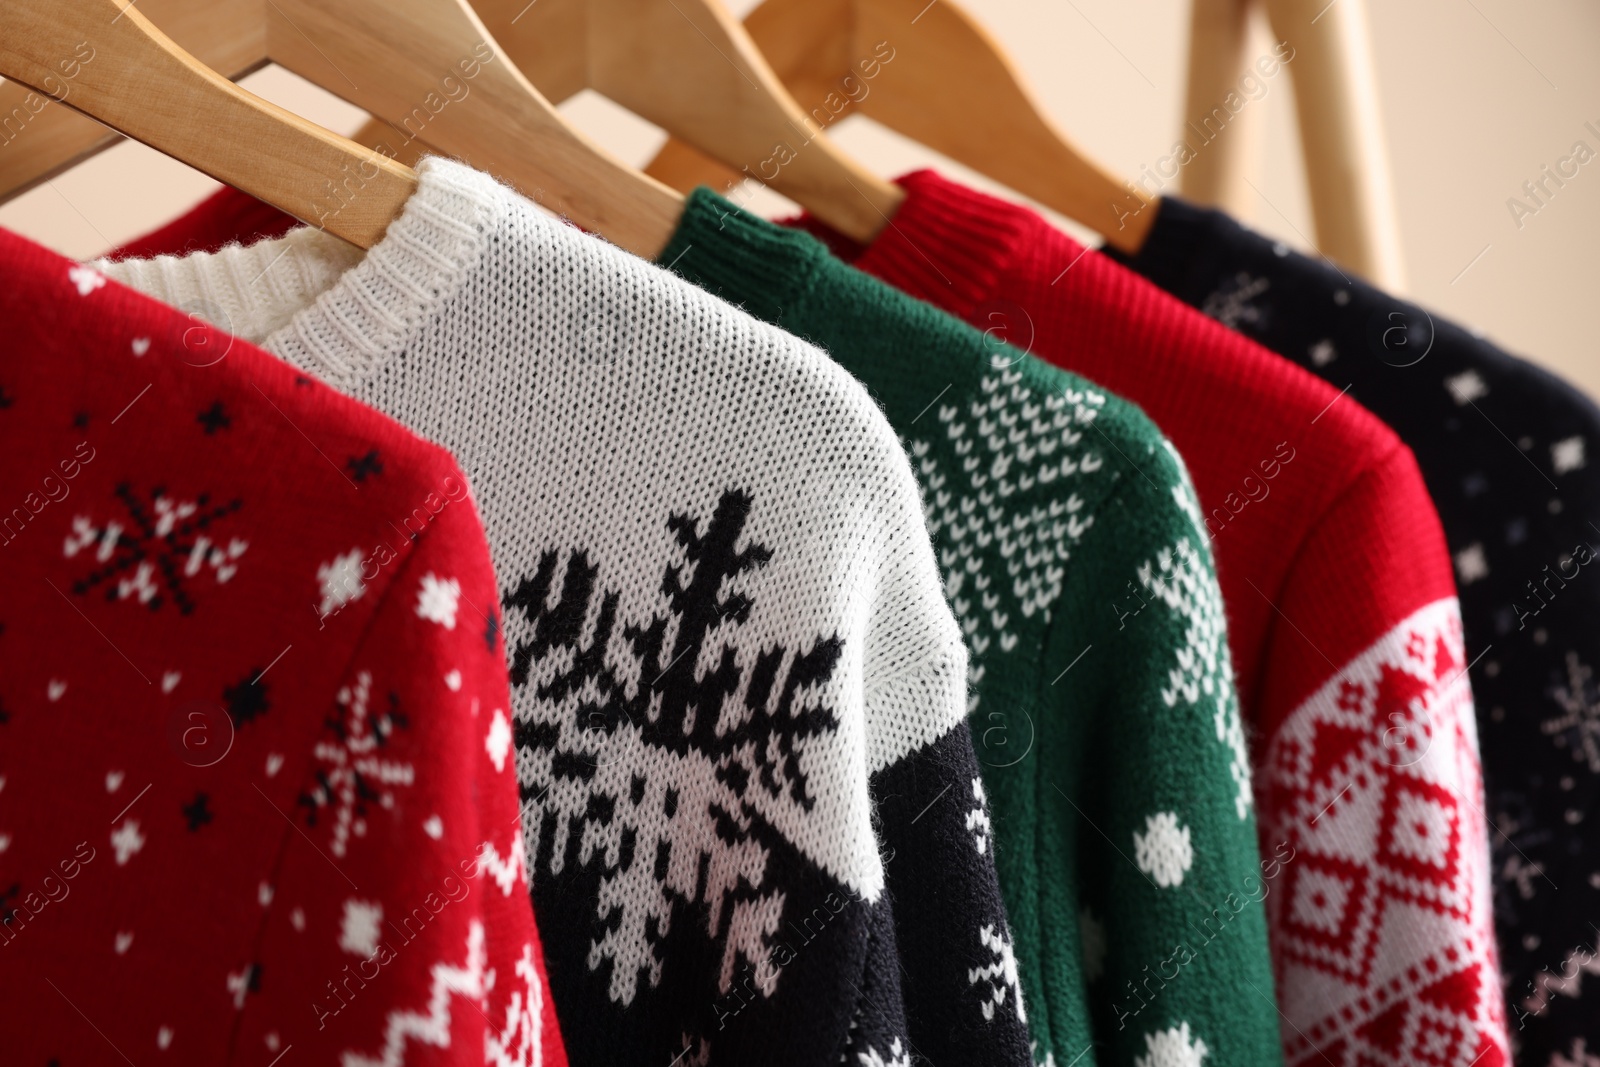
[1106,195,1600,1067]
[0,228,564,1067]
[99,157,1027,1067]
[658,189,1283,1067]
[788,171,1509,1067]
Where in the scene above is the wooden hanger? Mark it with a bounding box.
[0,0,683,258]
[0,0,414,248]
[1179,0,1266,221]
[1176,0,1403,287]
[1260,0,1403,288]
[641,0,1154,251]
[469,0,904,242]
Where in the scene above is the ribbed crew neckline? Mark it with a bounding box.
[100,156,503,388]
[786,169,1050,318]
[656,187,831,322]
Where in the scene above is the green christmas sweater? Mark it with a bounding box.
[661,189,1284,1067]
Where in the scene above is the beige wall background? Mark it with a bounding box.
[3,0,1598,396]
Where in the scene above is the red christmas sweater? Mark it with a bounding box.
[0,227,566,1067]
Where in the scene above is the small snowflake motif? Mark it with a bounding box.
[338,898,384,957]
[1543,651,1600,773]
[196,400,231,434]
[68,265,105,296]
[416,572,461,629]
[968,922,1027,1025]
[857,1039,912,1067]
[485,709,512,772]
[111,819,145,865]
[223,672,270,727]
[1453,542,1490,585]
[1444,369,1489,406]
[181,792,212,831]
[298,671,413,857]
[1199,272,1270,330]
[1079,907,1107,982]
[1134,1022,1208,1067]
[1134,811,1193,888]
[966,776,992,854]
[1500,853,1545,901]
[316,548,366,616]
[225,963,261,1009]
[345,449,383,482]
[63,484,246,613]
[1552,435,1587,475]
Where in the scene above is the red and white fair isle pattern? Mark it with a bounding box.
[1259,599,1507,1067]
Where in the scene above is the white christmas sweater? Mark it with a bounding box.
[100,157,1030,1067]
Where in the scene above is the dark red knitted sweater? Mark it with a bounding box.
[1,227,566,1067]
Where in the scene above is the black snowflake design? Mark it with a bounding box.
[223,672,270,727]
[297,670,413,858]
[63,483,246,614]
[505,489,843,1007]
[182,792,213,831]
[346,450,383,482]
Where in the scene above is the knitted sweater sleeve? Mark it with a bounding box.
[1041,438,1283,1067]
[1252,444,1506,1066]
[234,475,568,1067]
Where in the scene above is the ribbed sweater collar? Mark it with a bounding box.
[99,156,503,389]
[657,187,832,322]
[786,169,1048,318]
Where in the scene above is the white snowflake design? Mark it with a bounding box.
[858,1038,912,1067]
[339,899,384,957]
[1454,542,1490,585]
[967,922,1027,1025]
[1199,272,1270,330]
[68,265,105,296]
[63,486,246,613]
[1134,812,1194,888]
[416,572,461,629]
[317,548,366,616]
[1444,369,1489,406]
[298,671,414,857]
[1543,651,1600,773]
[1137,466,1253,820]
[966,776,992,854]
[1133,1022,1209,1067]
[1552,435,1587,476]
[909,363,1107,709]
[110,818,145,865]
[506,492,849,1009]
